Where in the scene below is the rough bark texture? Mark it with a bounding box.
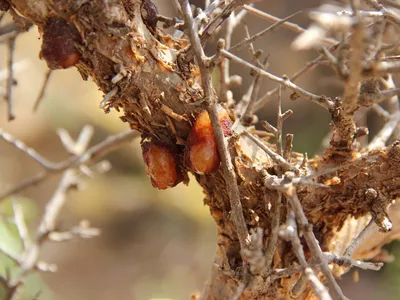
[4,0,400,299]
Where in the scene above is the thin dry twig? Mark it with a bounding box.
[0,125,111,298]
[284,186,347,300]
[367,112,400,150]
[366,0,400,26]
[180,0,250,251]
[343,218,376,258]
[215,4,250,95]
[240,74,260,123]
[243,131,292,171]
[263,192,281,272]
[230,11,302,51]
[6,36,16,121]
[218,12,244,104]
[281,209,332,300]
[254,53,326,111]
[381,74,400,140]
[284,134,294,161]
[199,0,244,45]
[220,49,335,110]
[48,220,100,242]
[0,17,32,41]
[276,86,293,155]
[381,75,400,113]
[372,104,391,120]
[268,250,383,281]
[0,128,59,170]
[325,252,383,271]
[0,130,139,201]
[243,5,337,46]
[254,7,391,112]
[240,24,266,125]
[6,127,101,297]
[35,169,78,240]
[33,69,53,112]
[255,39,342,111]
[263,169,347,300]
[218,18,233,104]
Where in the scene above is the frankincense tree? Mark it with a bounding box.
[1,0,400,299]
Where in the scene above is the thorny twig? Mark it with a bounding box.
[254,51,329,111]
[240,22,266,125]
[220,49,335,110]
[217,7,251,103]
[218,14,234,104]
[255,27,362,111]
[179,0,249,251]
[216,8,249,104]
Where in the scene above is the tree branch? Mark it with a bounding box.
[179,0,249,251]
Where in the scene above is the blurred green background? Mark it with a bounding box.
[0,0,399,299]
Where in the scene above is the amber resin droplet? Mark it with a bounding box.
[184,106,232,174]
[41,16,81,69]
[141,138,183,190]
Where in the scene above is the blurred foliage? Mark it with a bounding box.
[383,242,400,300]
